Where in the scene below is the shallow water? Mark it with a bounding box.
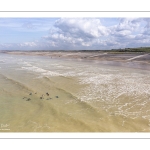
[0,53,150,132]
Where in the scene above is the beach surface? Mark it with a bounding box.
[0,51,150,132]
[4,50,150,63]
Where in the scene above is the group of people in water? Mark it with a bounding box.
[23,92,59,101]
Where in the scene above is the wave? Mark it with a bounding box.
[21,63,62,77]
[0,73,34,93]
[21,61,32,66]
[22,66,47,73]
[54,86,101,118]
[27,109,94,132]
[42,70,61,76]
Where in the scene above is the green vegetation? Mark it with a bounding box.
[1,47,150,53]
[111,47,150,53]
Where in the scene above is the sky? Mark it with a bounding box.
[0,18,150,50]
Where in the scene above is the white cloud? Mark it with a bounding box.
[113,30,132,37]
[142,18,150,35]
[41,18,111,49]
[110,18,142,38]
[55,18,110,38]
[117,18,141,31]
[1,18,150,50]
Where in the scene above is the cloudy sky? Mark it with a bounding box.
[0,18,150,50]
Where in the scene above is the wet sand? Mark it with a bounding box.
[4,50,150,64]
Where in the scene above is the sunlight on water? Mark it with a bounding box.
[0,53,150,132]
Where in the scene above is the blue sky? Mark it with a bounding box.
[0,18,150,50]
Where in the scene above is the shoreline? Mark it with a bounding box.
[1,50,150,64]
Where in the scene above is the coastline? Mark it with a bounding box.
[1,50,150,63]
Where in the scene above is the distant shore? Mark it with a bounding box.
[1,50,150,64]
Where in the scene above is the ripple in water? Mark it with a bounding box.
[1,54,150,132]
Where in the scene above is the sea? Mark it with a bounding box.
[0,53,150,132]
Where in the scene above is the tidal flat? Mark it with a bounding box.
[0,51,150,132]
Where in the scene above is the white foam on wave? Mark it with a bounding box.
[22,66,47,73]
[73,66,150,120]
[22,61,33,67]
[21,62,63,77]
[42,71,62,76]
[78,71,150,100]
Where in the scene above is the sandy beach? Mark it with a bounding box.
[3,50,150,63]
